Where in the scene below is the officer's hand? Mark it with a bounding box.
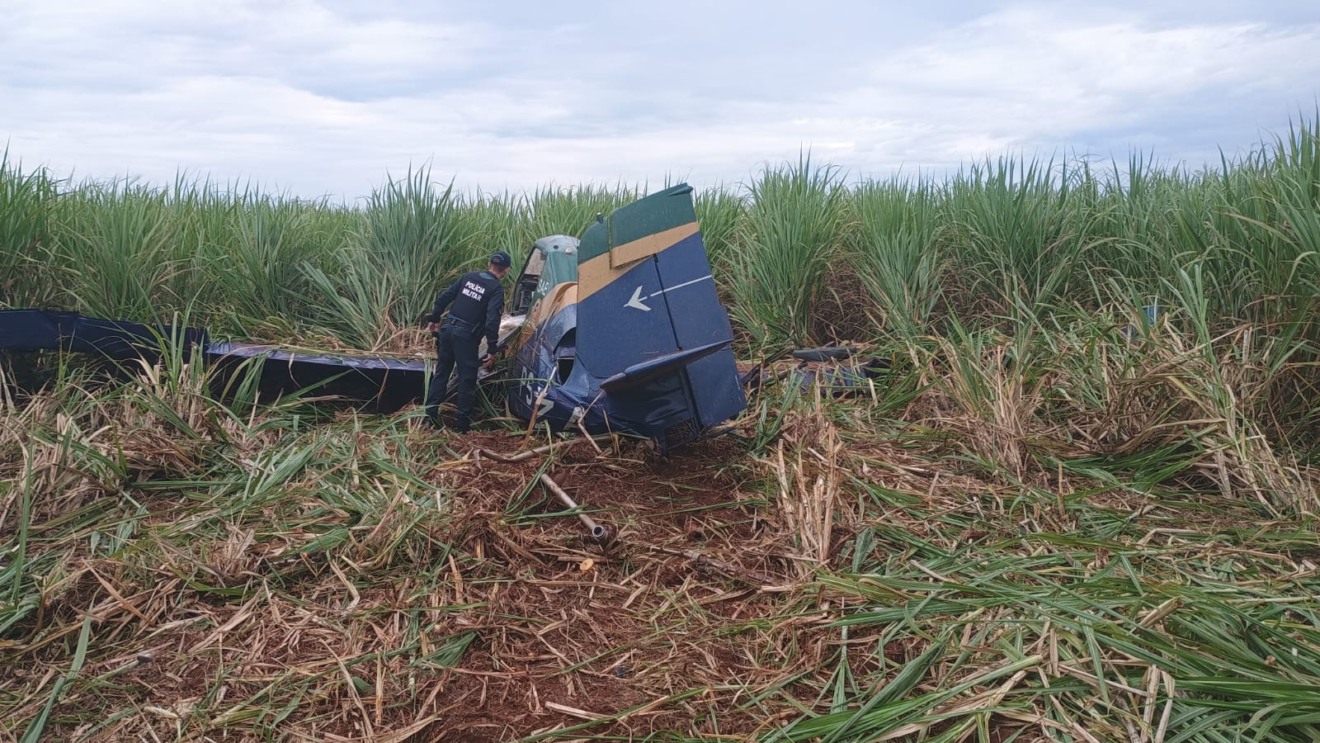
[427,322,439,335]
[482,354,496,369]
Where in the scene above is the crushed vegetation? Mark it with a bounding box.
[3,119,1320,740]
[2,344,1317,741]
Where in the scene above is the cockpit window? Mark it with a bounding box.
[511,253,544,314]
[512,235,580,315]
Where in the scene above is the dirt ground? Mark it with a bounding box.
[6,425,866,742]
[408,431,818,741]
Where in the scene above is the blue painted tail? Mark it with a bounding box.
[573,184,745,447]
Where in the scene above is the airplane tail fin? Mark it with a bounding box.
[573,184,745,448]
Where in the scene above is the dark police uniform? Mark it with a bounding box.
[423,253,509,431]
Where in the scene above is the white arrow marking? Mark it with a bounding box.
[626,286,651,311]
[623,275,713,311]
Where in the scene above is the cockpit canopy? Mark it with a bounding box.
[511,235,580,315]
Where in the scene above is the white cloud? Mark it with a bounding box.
[813,6,1320,172]
[2,0,492,93]
[2,1,1317,198]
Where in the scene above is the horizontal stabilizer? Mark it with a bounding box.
[599,340,731,393]
[792,345,853,362]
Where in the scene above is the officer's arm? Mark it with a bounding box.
[428,277,462,323]
[484,284,505,351]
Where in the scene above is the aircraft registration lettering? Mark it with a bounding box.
[523,382,556,419]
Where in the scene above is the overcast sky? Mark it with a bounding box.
[3,0,1318,201]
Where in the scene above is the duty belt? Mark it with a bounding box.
[443,316,475,331]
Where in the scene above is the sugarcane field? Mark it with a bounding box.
[3,119,1320,742]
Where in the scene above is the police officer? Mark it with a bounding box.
[423,251,512,431]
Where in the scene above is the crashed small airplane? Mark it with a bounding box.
[0,184,885,449]
[1,185,745,449]
[496,184,745,448]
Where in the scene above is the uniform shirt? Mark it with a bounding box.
[429,270,506,350]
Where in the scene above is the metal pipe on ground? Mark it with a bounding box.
[539,474,612,544]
